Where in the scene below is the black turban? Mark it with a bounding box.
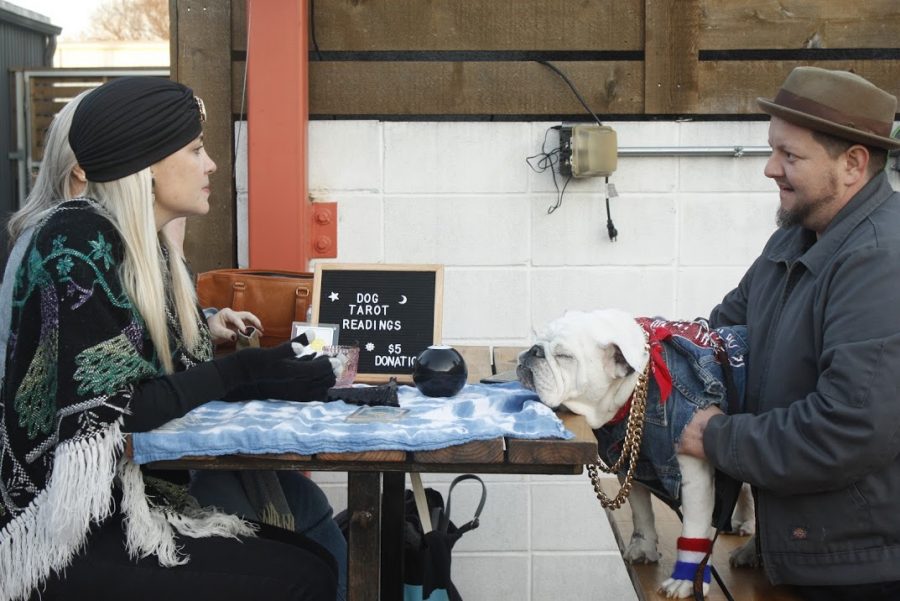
[69,76,205,183]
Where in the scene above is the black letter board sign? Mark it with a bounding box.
[312,263,444,383]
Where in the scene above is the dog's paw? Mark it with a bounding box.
[659,577,708,598]
[623,532,660,564]
[729,535,760,568]
[730,482,755,536]
[730,516,755,536]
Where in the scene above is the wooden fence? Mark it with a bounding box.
[235,0,900,118]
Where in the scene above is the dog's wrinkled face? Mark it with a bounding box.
[517,309,649,428]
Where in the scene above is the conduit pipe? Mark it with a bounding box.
[617,146,771,157]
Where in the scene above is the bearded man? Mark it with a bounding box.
[679,67,900,601]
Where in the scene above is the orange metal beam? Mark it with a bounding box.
[247,0,312,269]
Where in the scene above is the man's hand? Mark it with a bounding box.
[207,308,263,345]
[677,406,724,459]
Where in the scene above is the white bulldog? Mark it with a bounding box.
[517,309,754,598]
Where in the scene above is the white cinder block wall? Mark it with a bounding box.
[234,119,781,600]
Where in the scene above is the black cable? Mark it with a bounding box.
[310,0,323,61]
[525,126,560,171]
[549,176,572,215]
[536,60,604,128]
[605,176,618,241]
[525,126,572,213]
[709,565,735,601]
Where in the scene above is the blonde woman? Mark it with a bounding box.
[7,83,349,600]
[1,77,337,601]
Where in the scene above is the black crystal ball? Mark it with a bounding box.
[412,346,468,397]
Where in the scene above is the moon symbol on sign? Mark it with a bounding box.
[399,295,408,304]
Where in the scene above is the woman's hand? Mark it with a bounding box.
[216,338,337,402]
[207,308,263,345]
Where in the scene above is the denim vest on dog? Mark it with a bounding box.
[594,318,749,502]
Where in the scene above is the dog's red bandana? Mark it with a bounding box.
[607,318,702,425]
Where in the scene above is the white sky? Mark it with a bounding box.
[17,0,105,39]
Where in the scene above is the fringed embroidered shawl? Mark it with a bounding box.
[0,199,252,601]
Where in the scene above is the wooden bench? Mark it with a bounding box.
[598,479,801,601]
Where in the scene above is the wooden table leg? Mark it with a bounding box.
[348,472,381,601]
[381,472,406,601]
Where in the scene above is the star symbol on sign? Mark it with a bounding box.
[328,291,339,302]
[365,342,375,352]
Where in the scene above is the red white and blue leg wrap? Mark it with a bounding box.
[671,537,712,584]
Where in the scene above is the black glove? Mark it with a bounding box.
[213,338,298,384]
[224,355,336,402]
[125,337,335,432]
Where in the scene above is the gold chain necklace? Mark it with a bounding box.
[587,335,651,510]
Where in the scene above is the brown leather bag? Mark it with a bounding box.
[196,269,314,347]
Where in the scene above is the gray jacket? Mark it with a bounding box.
[706,172,900,586]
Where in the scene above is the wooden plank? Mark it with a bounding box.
[493,345,526,375]
[172,0,236,272]
[599,479,801,601]
[144,455,315,470]
[296,57,900,118]
[317,450,407,462]
[644,0,700,114]
[168,0,179,80]
[231,60,248,116]
[700,0,900,50]
[698,60,900,114]
[30,94,95,110]
[232,0,247,52]
[312,0,643,51]
[347,472,381,601]
[380,472,406,601]
[142,441,568,471]
[413,439,504,464]
[455,345,492,384]
[309,61,644,115]
[235,452,310,461]
[28,78,108,102]
[507,411,597,465]
[31,121,54,161]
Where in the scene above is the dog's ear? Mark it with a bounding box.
[583,309,647,373]
[603,343,635,379]
[612,345,635,377]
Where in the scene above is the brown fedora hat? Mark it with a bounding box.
[758,66,900,150]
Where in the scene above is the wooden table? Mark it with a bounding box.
[141,411,598,601]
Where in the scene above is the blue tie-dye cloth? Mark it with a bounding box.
[130,382,573,464]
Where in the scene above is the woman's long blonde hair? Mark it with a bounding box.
[86,172,202,373]
[8,94,201,373]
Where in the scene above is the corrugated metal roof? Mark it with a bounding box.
[0,1,62,36]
